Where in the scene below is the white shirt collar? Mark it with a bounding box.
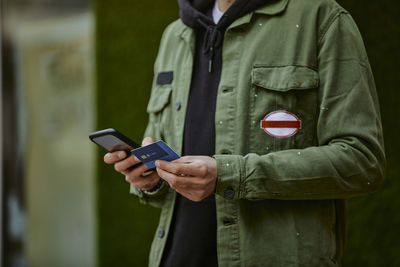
[212,0,224,24]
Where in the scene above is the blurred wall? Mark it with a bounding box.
[18,15,96,267]
[2,2,96,266]
[95,0,400,266]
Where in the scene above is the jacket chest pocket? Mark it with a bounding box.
[249,66,319,154]
[147,85,173,141]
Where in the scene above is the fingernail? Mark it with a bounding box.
[118,151,125,159]
[155,160,160,167]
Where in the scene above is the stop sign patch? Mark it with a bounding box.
[260,110,301,138]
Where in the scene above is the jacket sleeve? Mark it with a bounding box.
[214,12,386,200]
[129,27,172,208]
[129,86,171,208]
[129,105,172,208]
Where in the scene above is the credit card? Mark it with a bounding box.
[131,141,180,169]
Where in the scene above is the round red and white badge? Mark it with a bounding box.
[260,110,301,138]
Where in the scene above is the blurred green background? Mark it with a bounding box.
[94,0,399,266]
[94,1,178,266]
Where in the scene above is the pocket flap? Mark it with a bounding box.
[147,86,172,113]
[251,66,319,91]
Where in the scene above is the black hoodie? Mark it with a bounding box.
[161,1,270,266]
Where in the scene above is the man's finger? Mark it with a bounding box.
[142,136,155,146]
[141,170,154,177]
[157,167,205,189]
[114,155,142,173]
[128,172,160,190]
[155,160,206,177]
[157,167,187,189]
[104,151,127,164]
[172,156,198,163]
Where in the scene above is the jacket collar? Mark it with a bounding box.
[254,0,289,15]
[229,0,289,29]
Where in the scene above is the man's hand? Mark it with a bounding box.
[103,137,161,191]
[155,156,218,202]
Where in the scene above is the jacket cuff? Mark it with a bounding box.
[143,179,165,195]
[129,180,168,204]
[213,155,245,200]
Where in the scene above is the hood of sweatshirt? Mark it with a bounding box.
[178,0,272,72]
[178,0,272,29]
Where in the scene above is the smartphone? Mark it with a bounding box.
[89,128,140,152]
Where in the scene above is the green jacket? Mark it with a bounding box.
[131,0,385,266]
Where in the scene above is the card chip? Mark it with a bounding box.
[131,141,180,169]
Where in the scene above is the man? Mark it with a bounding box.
[104,0,385,266]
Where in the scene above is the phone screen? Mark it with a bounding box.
[89,128,140,152]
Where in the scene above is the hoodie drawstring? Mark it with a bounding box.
[197,18,223,72]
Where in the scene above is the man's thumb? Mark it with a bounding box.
[142,136,154,146]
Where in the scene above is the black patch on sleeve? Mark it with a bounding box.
[156,71,174,85]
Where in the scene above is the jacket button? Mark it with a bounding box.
[157,228,165,238]
[175,101,181,111]
[220,149,232,155]
[223,219,234,226]
[224,187,235,199]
